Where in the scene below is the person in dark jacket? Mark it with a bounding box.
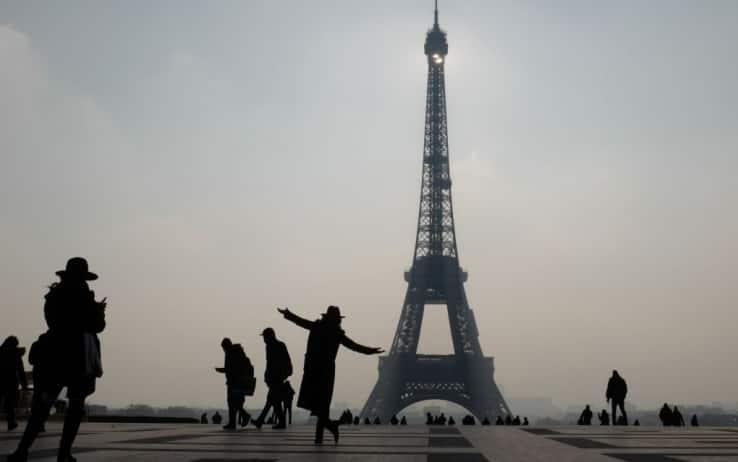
[578,404,593,425]
[659,403,673,426]
[279,306,383,444]
[253,328,292,429]
[672,406,685,427]
[216,338,253,430]
[0,336,28,431]
[9,257,106,462]
[606,370,628,425]
[598,409,610,425]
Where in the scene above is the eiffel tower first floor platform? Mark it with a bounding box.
[360,353,511,422]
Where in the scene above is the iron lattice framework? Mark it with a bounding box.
[361,4,511,422]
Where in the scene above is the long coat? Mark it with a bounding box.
[284,311,375,417]
[42,280,106,383]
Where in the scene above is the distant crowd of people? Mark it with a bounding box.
[575,371,701,427]
[0,257,716,459]
[494,415,529,426]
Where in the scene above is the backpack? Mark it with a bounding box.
[29,332,51,367]
[231,345,256,396]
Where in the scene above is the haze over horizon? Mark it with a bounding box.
[1,1,737,412]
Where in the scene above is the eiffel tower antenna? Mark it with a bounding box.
[360,4,510,422]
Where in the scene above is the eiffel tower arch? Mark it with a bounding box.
[360,2,511,422]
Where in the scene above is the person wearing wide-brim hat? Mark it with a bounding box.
[278,305,383,445]
[9,257,107,462]
[55,257,98,281]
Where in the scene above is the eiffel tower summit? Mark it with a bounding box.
[361,2,511,422]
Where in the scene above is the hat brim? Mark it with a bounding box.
[56,270,98,281]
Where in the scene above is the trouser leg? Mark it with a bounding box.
[15,389,57,453]
[225,393,241,428]
[3,390,18,428]
[618,402,627,425]
[255,400,272,425]
[268,389,284,426]
[314,416,326,444]
[611,401,617,424]
[58,397,85,457]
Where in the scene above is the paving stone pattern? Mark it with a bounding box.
[1,424,737,461]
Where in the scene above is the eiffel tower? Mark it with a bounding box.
[360,2,511,422]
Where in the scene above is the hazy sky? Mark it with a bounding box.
[1,1,737,412]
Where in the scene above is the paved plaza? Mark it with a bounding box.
[3,423,738,461]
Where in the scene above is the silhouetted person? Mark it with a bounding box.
[216,338,254,430]
[364,417,371,425]
[578,405,593,425]
[353,416,360,425]
[426,412,434,425]
[373,416,381,425]
[505,415,512,425]
[283,380,295,425]
[26,333,49,435]
[0,336,28,431]
[598,409,610,425]
[279,306,383,444]
[606,370,628,425]
[659,403,673,426]
[482,417,491,426]
[438,413,447,425]
[212,411,223,424]
[253,328,292,430]
[448,416,455,426]
[200,413,208,424]
[672,406,685,427]
[512,415,521,426]
[690,415,699,427]
[462,415,475,425]
[9,258,106,462]
[523,417,529,426]
[390,415,399,425]
[400,416,407,425]
[495,416,504,425]
[634,419,640,426]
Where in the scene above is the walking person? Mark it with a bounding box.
[659,403,674,426]
[606,370,628,425]
[278,306,383,444]
[215,338,254,430]
[252,328,292,429]
[0,336,28,431]
[8,257,107,462]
